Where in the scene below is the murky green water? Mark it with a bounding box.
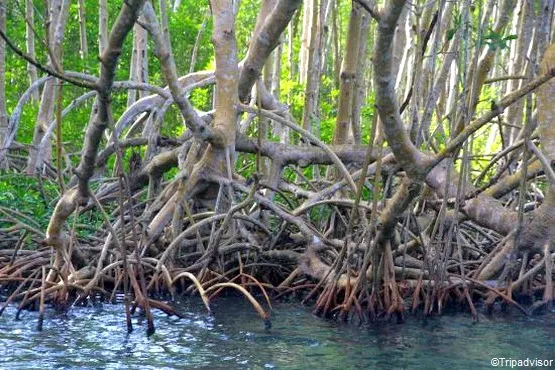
[0,296,554,369]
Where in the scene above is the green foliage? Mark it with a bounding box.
[432,119,449,150]
[360,93,376,144]
[0,172,105,233]
[447,6,517,52]
[168,3,213,74]
[482,28,518,51]
[160,105,186,138]
[0,172,57,230]
[236,153,257,180]
[189,86,213,113]
[235,0,262,61]
[447,9,462,41]
[280,78,305,121]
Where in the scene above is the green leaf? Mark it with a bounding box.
[447,28,457,41]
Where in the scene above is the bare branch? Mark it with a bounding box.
[431,71,555,169]
[353,0,380,20]
[238,0,302,102]
[142,2,215,141]
[0,28,96,90]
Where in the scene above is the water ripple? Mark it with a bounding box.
[0,298,553,369]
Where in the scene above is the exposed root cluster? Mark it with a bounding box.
[1,141,553,333]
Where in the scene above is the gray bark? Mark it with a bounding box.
[0,0,7,158]
[25,0,39,101]
[77,0,88,60]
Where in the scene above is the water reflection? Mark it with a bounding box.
[0,297,553,369]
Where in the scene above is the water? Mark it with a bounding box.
[0,297,554,369]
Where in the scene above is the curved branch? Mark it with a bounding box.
[239,104,358,193]
[238,0,302,102]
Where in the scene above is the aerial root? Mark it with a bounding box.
[1,175,553,330]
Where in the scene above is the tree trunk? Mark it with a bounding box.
[26,0,71,174]
[331,0,340,89]
[454,0,517,136]
[209,0,239,157]
[518,44,555,251]
[127,16,149,107]
[271,38,285,142]
[299,0,314,84]
[25,0,39,101]
[189,9,208,74]
[238,0,301,103]
[301,0,327,133]
[0,0,7,162]
[173,0,182,12]
[77,0,89,61]
[504,0,533,145]
[99,0,108,54]
[332,3,362,146]
[351,10,370,145]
